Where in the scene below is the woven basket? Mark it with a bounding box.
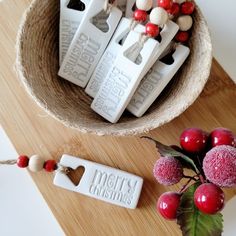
[16,0,212,136]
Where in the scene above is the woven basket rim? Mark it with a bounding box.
[15,0,212,136]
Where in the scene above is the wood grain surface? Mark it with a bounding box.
[0,1,236,235]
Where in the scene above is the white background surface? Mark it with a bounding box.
[0,126,64,236]
[0,1,235,235]
[196,0,236,82]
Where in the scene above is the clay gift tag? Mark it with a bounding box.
[59,0,90,65]
[58,0,122,88]
[54,154,143,209]
[127,45,190,117]
[141,20,179,78]
[91,28,158,123]
[85,18,144,98]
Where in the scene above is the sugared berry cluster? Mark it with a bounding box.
[153,127,236,220]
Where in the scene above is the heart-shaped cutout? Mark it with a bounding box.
[67,0,86,11]
[91,11,109,33]
[160,49,175,65]
[67,166,85,186]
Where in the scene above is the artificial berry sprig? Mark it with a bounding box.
[143,127,236,235]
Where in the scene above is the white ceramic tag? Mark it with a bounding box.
[91,28,158,123]
[142,20,179,78]
[59,0,90,65]
[54,154,143,209]
[58,0,122,88]
[85,18,144,98]
[127,45,190,117]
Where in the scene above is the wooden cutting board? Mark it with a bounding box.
[0,1,236,235]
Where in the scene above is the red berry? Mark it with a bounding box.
[181,2,195,15]
[145,22,159,37]
[133,9,148,22]
[203,145,236,188]
[194,183,225,214]
[44,160,57,172]
[17,155,29,168]
[210,128,235,147]
[157,0,173,10]
[175,31,189,43]
[153,157,183,185]
[157,192,181,220]
[167,2,180,16]
[180,128,208,153]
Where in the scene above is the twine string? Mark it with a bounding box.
[0,160,17,165]
[103,0,116,14]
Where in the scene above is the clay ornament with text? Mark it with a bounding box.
[58,0,122,88]
[91,21,178,123]
[54,155,143,209]
[59,0,90,65]
[91,28,158,123]
[127,44,190,117]
[85,18,145,98]
[142,20,179,78]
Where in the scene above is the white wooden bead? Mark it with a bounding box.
[173,0,186,4]
[150,7,168,26]
[136,0,153,11]
[28,155,44,172]
[177,15,193,31]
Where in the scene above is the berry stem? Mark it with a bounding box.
[183,174,198,181]
[179,178,192,194]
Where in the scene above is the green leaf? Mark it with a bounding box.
[177,182,223,236]
[141,136,200,174]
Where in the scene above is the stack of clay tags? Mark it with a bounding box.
[59,0,195,123]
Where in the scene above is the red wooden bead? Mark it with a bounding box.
[44,160,57,172]
[157,0,173,10]
[17,155,29,168]
[181,2,195,15]
[145,22,160,37]
[175,31,189,43]
[167,3,180,16]
[133,9,148,22]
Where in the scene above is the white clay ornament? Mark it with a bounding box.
[54,155,143,209]
[58,0,122,88]
[91,5,179,123]
[86,0,151,98]
[0,154,143,209]
[59,0,90,65]
[85,18,145,98]
[127,44,190,117]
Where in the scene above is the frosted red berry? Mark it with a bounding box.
[157,192,181,220]
[210,128,235,147]
[175,31,189,43]
[17,155,29,168]
[44,160,57,172]
[180,128,208,153]
[194,183,225,214]
[203,145,236,187]
[145,22,160,37]
[134,9,148,22]
[153,156,183,185]
[157,0,173,10]
[181,2,195,15]
[167,2,180,16]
